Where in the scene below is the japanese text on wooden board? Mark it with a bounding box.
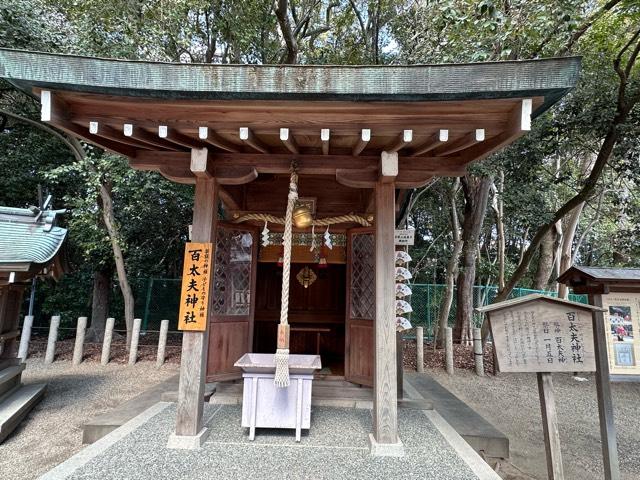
[178,242,213,331]
[490,304,596,373]
[394,229,415,246]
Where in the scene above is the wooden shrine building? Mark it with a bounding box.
[0,49,579,453]
[0,205,67,442]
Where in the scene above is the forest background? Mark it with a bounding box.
[0,0,639,344]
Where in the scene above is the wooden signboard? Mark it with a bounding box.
[600,292,640,375]
[477,295,605,480]
[178,242,213,331]
[487,299,597,373]
[394,229,415,246]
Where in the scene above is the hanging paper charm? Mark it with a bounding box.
[395,283,412,298]
[261,221,270,247]
[396,299,413,315]
[395,267,413,282]
[324,225,333,249]
[395,250,412,264]
[396,316,413,332]
[309,225,317,252]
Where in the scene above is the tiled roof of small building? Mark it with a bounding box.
[0,205,67,269]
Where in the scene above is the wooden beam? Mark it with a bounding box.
[352,128,371,156]
[321,128,330,155]
[124,123,183,151]
[190,147,210,178]
[198,127,240,153]
[387,130,413,153]
[380,151,398,183]
[161,126,206,150]
[280,128,299,154]
[87,122,157,150]
[459,99,533,163]
[132,151,464,176]
[239,127,269,153]
[373,180,400,449]
[39,91,137,157]
[411,129,449,156]
[336,169,434,189]
[175,158,218,439]
[436,129,485,156]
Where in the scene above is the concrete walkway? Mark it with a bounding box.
[42,402,499,480]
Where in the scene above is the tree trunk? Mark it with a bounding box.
[491,171,506,290]
[557,203,584,298]
[454,176,493,345]
[85,266,112,342]
[435,179,462,348]
[533,229,557,291]
[99,181,135,347]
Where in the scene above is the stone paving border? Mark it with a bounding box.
[39,402,172,480]
[424,409,500,480]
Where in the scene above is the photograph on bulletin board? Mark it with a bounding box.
[602,293,640,373]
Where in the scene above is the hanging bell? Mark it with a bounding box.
[292,204,313,228]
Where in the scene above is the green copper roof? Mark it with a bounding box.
[0,206,67,270]
[0,48,581,117]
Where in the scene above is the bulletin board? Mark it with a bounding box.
[600,292,640,375]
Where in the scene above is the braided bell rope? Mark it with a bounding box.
[273,167,298,388]
[233,213,371,227]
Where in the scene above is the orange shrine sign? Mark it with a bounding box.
[178,242,213,331]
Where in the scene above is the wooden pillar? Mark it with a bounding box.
[370,179,403,455]
[590,293,621,480]
[171,148,217,448]
[537,372,564,480]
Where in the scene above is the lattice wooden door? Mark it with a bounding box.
[345,227,375,386]
[206,223,258,382]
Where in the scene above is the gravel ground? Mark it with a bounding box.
[64,404,484,480]
[427,368,640,480]
[0,359,179,480]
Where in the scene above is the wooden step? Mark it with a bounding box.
[0,383,46,443]
[0,358,21,371]
[0,364,25,398]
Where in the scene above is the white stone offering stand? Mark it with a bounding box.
[234,353,321,442]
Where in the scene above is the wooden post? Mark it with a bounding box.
[101,317,115,366]
[416,326,424,373]
[157,319,169,367]
[44,315,60,364]
[537,372,564,480]
[396,332,404,400]
[18,315,34,362]
[172,148,217,447]
[590,293,621,480]
[72,316,87,366]
[370,179,402,455]
[128,318,142,365]
[473,327,484,376]
[445,327,454,375]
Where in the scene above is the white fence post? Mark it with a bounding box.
[473,327,484,376]
[44,315,60,365]
[72,316,88,366]
[128,318,142,365]
[445,327,454,375]
[18,315,34,362]
[416,326,424,373]
[156,319,169,367]
[101,317,115,366]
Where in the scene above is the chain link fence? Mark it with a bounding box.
[131,278,588,338]
[408,284,588,338]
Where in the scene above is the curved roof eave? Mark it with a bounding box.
[0,48,581,118]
